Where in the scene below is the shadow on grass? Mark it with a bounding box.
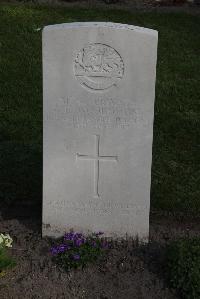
[0,141,42,221]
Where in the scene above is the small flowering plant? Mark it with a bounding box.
[50,231,109,271]
[0,234,13,249]
[0,233,15,277]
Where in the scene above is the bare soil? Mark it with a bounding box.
[1,204,200,299]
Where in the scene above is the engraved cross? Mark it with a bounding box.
[76,135,118,198]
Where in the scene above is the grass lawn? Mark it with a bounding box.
[0,4,199,215]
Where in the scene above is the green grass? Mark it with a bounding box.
[166,237,200,298]
[0,247,16,275]
[0,4,199,214]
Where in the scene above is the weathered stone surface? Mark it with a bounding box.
[42,22,158,241]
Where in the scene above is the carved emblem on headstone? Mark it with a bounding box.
[74,43,124,91]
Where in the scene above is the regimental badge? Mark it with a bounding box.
[74,43,124,91]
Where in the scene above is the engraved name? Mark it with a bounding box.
[45,97,139,129]
[49,199,147,216]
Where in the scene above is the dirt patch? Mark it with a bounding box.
[1,209,200,299]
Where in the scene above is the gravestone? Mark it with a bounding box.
[42,22,158,241]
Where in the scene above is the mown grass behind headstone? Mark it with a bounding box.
[0,4,199,214]
[166,237,200,299]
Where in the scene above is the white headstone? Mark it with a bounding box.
[42,22,158,242]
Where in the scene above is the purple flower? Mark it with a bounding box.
[64,232,84,241]
[74,238,84,247]
[101,240,109,249]
[50,243,71,255]
[91,241,97,248]
[64,231,86,248]
[58,244,67,253]
[50,247,59,255]
[72,254,80,260]
[64,232,74,241]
